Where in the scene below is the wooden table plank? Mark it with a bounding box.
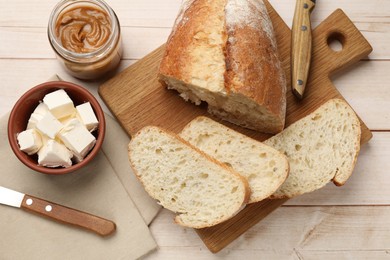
[0,27,172,60]
[146,206,390,259]
[268,0,390,25]
[0,24,388,60]
[297,250,390,259]
[1,0,389,28]
[0,0,182,28]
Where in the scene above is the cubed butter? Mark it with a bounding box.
[26,102,49,130]
[43,89,75,119]
[34,102,50,115]
[38,139,73,168]
[17,129,42,155]
[40,133,51,146]
[59,111,78,126]
[36,111,64,139]
[59,119,96,162]
[76,102,99,132]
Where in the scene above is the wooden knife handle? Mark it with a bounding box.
[291,0,315,99]
[21,195,116,236]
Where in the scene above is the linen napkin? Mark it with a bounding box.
[102,114,160,224]
[0,81,158,259]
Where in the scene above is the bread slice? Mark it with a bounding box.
[264,99,361,199]
[180,116,289,204]
[159,0,286,134]
[128,126,250,228]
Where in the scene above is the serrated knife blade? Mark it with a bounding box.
[0,186,116,236]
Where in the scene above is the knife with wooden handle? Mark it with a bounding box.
[291,0,316,99]
[0,186,116,236]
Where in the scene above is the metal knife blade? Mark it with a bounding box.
[291,0,316,99]
[0,186,25,208]
[0,186,116,236]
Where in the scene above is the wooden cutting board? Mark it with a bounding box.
[99,1,373,253]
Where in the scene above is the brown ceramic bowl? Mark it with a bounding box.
[8,81,105,175]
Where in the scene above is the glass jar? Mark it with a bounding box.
[48,0,122,80]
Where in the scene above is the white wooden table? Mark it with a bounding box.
[1,1,389,259]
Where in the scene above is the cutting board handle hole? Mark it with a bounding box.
[327,32,345,52]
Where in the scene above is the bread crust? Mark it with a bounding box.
[224,0,286,131]
[331,99,361,186]
[159,0,222,87]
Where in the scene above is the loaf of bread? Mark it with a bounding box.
[128,126,250,228]
[264,99,361,199]
[180,116,289,203]
[159,0,286,134]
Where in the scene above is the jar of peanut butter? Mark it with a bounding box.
[48,0,122,80]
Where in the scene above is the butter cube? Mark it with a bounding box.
[27,113,44,130]
[40,133,51,146]
[27,102,49,130]
[17,129,42,155]
[43,89,75,119]
[76,102,99,132]
[59,110,78,126]
[59,119,96,162]
[38,139,72,168]
[36,111,64,139]
[34,101,50,115]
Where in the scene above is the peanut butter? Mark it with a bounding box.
[55,6,111,53]
[49,0,122,80]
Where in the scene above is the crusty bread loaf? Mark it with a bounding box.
[128,126,250,228]
[180,116,289,203]
[264,99,361,199]
[159,0,286,134]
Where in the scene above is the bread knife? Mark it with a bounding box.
[291,0,316,99]
[0,186,116,236]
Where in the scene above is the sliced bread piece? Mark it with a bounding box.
[128,126,250,228]
[264,99,361,199]
[180,116,289,204]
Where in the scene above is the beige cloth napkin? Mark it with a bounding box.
[0,77,159,259]
[102,114,160,224]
